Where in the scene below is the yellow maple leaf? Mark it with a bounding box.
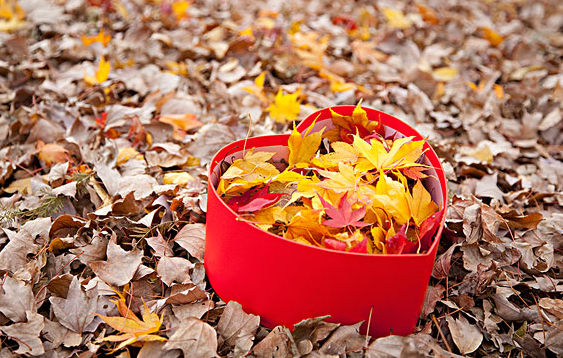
[288,119,324,167]
[407,180,438,226]
[311,141,358,169]
[243,71,268,103]
[81,28,111,47]
[84,56,110,86]
[482,27,503,47]
[117,147,144,166]
[266,88,302,123]
[372,174,411,225]
[0,0,25,31]
[171,0,190,20]
[96,298,167,353]
[383,8,412,30]
[217,149,280,195]
[163,172,197,187]
[432,67,458,82]
[353,135,426,173]
[284,208,330,246]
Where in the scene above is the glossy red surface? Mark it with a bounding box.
[205,106,448,338]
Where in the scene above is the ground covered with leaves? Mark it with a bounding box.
[1,0,562,357]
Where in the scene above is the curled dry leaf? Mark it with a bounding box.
[445,315,483,355]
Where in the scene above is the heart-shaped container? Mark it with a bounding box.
[205,106,448,338]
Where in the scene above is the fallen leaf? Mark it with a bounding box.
[173,223,206,261]
[432,67,458,82]
[217,301,260,357]
[445,315,483,354]
[50,276,99,333]
[96,299,167,353]
[89,239,143,286]
[164,317,218,358]
[252,326,299,358]
[0,311,44,356]
[81,28,111,46]
[482,27,503,46]
[37,141,70,166]
[84,56,110,85]
[266,89,302,123]
[383,8,412,30]
[0,276,34,322]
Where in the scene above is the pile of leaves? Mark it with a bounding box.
[218,104,442,254]
[0,0,562,356]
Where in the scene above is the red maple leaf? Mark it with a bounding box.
[318,193,369,228]
[227,185,284,213]
[418,209,443,251]
[386,225,418,255]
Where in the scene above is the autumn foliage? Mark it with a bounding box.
[217,104,442,254]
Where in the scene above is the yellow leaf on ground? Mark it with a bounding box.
[96,299,166,353]
[242,71,268,103]
[163,172,196,187]
[171,0,190,20]
[494,84,504,99]
[482,27,503,46]
[0,0,25,31]
[383,8,412,30]
[266,88,302,123]
[37,141,70,166]
[117,147,144,166]
[81,29,111,47]
[84,56,110,86]
[432,67,458,82]
[158,113,202,131]
[4,177,32,194]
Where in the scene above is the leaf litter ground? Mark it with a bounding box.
[1,0,563,357]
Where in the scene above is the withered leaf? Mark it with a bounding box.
[173,223,206,261]
[0,311,45,356]
[445,315,483,354]
[50,276,99,333]
[164,317,218,358]
[252,326,299,358]
[89,240,143,287]
[217,301,260,357]
[0,276,34,323]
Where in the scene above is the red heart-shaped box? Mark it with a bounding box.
[205,106,448,338]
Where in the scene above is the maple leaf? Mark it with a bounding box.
[158,113,202,140]
[418,210,443,251]
[266,88,302,123]
[288,119,324,167]
[37,140,70,166]
[318,193,369,228]
[96,296,167,353]
[372,174,411,225]
[227,185,284,213]
[116,147,144,166]
[353,135,426,173]
[383,8,412,30]
[407,180,439,226]
[385,225,417,255]
[171,0,190,21]
[284,208,331,246]
[0,0,25,32]
[217,149,280,195]
[84,56,110,85]
[311,141,358,169]
[328,103,382,143]
[243,71,268,103]
[81,28,111,47]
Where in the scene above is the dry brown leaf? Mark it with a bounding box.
[157,256,194,286]
[252,326,299,358]
[89,240,143,287]
[49,276,99,333]
[164,317,218,358]
[173,223,206,261]
[0,311,45,356]
[0,276,34,323]
[445,315,483,354]
[217,301,260,357]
